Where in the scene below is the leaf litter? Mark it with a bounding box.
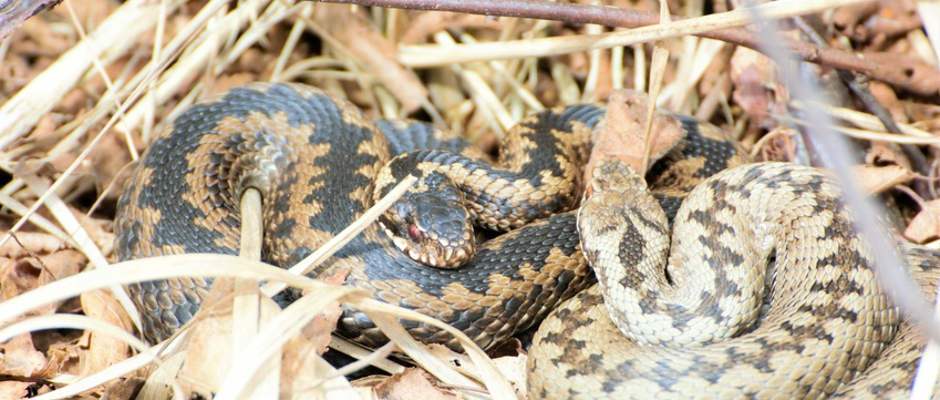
[2,0,940,398]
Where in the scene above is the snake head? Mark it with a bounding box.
[380,172,476,268]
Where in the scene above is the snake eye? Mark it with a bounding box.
[407,224,423,241]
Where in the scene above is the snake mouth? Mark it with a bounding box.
[380,221,472,268]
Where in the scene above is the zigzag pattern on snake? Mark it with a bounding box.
[112,82,940,398]
[113,82,598,349]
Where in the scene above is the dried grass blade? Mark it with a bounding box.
[397,0,867,67]
[0,0,164,150]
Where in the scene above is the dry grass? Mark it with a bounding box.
[1,0,940,399]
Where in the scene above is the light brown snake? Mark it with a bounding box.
[527,159,940,399]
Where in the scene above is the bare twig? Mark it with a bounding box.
[744,1,940,346]
[0,0,63,40]
[317,0,940,96]
[794,16,933,199]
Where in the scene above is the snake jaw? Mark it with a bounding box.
[380,218,474,269]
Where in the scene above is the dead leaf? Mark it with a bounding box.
[77,289,133,376]
[0,380,33,399]
[866,141,912,171]
[100,377,146,400]
[175,278,266,397]
[0,334,48,378]
[1,250,84,314]
[68,208,115,255]
[868,82,908,124]
[0,231,66,259]
[281,339,358,399]
[853,164,915,194]
[298,269,348,354]
[905,199,940,243]
[400,12,503,44]
[372,368,459,400]
[755,126,799,162]
[583,89,684,186]
[730,47,789,129]
[425,343,527,397]
[207,73,257,99]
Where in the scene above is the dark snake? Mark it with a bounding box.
[113,82,940,398]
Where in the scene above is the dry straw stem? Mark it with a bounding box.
[329,336,406,374]
[432,32,515,135]
[0,314,151,355]
[115,0,272,135]
[233,187,278,399]
[742,7,940,397]
[917,1,940,69]
[793,101,936,139]
[0,0,168,151]
[260,175,418,296]
[639,1,671,173]
[395,0,865,67]
[912,286,940,398]
[21,175,143,332]
[0,254,513,399]
[0,192,74,246]
[456,33,545,112]
[332,0,940,96]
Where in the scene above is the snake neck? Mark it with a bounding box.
[374,104,604,232]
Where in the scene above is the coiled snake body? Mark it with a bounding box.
[114,82,598,349]
[114,82,940,398]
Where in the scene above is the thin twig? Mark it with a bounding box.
[317,0,940,96]
[793,16,933,199]
[745,1,940,346]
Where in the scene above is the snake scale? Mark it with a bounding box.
[113,82,940,398]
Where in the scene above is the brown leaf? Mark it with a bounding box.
[1,249,84,313]
[583,89,684,187]
[68,208,115,255]
[279,269,350,398]
[0,380,33,399]
[100,377,146,400]
[0,334,48,378]
[867,82,908,124]
[730,47,788,129]
[373,368,459,400]
[400,12,503,44]
[755,127,799,162]
[175,281,265,396]
[207,73,258,99]
[865,142,912,171]
[425,343,527,397]
[298,269,348,354]
[280,337,359,399]
[853,164,915,194]
[0,231,66,259]
[77,290,133,376]
[905,199,940,243]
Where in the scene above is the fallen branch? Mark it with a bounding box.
[316,0,940,96]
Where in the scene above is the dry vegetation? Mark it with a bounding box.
[1,0,940,399]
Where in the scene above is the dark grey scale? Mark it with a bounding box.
[116,85,320,341]
[340,212,591,350]
[647,116,742,221]
[375,118,472,155]
[116,83,597,350]
[376,104,606,232]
